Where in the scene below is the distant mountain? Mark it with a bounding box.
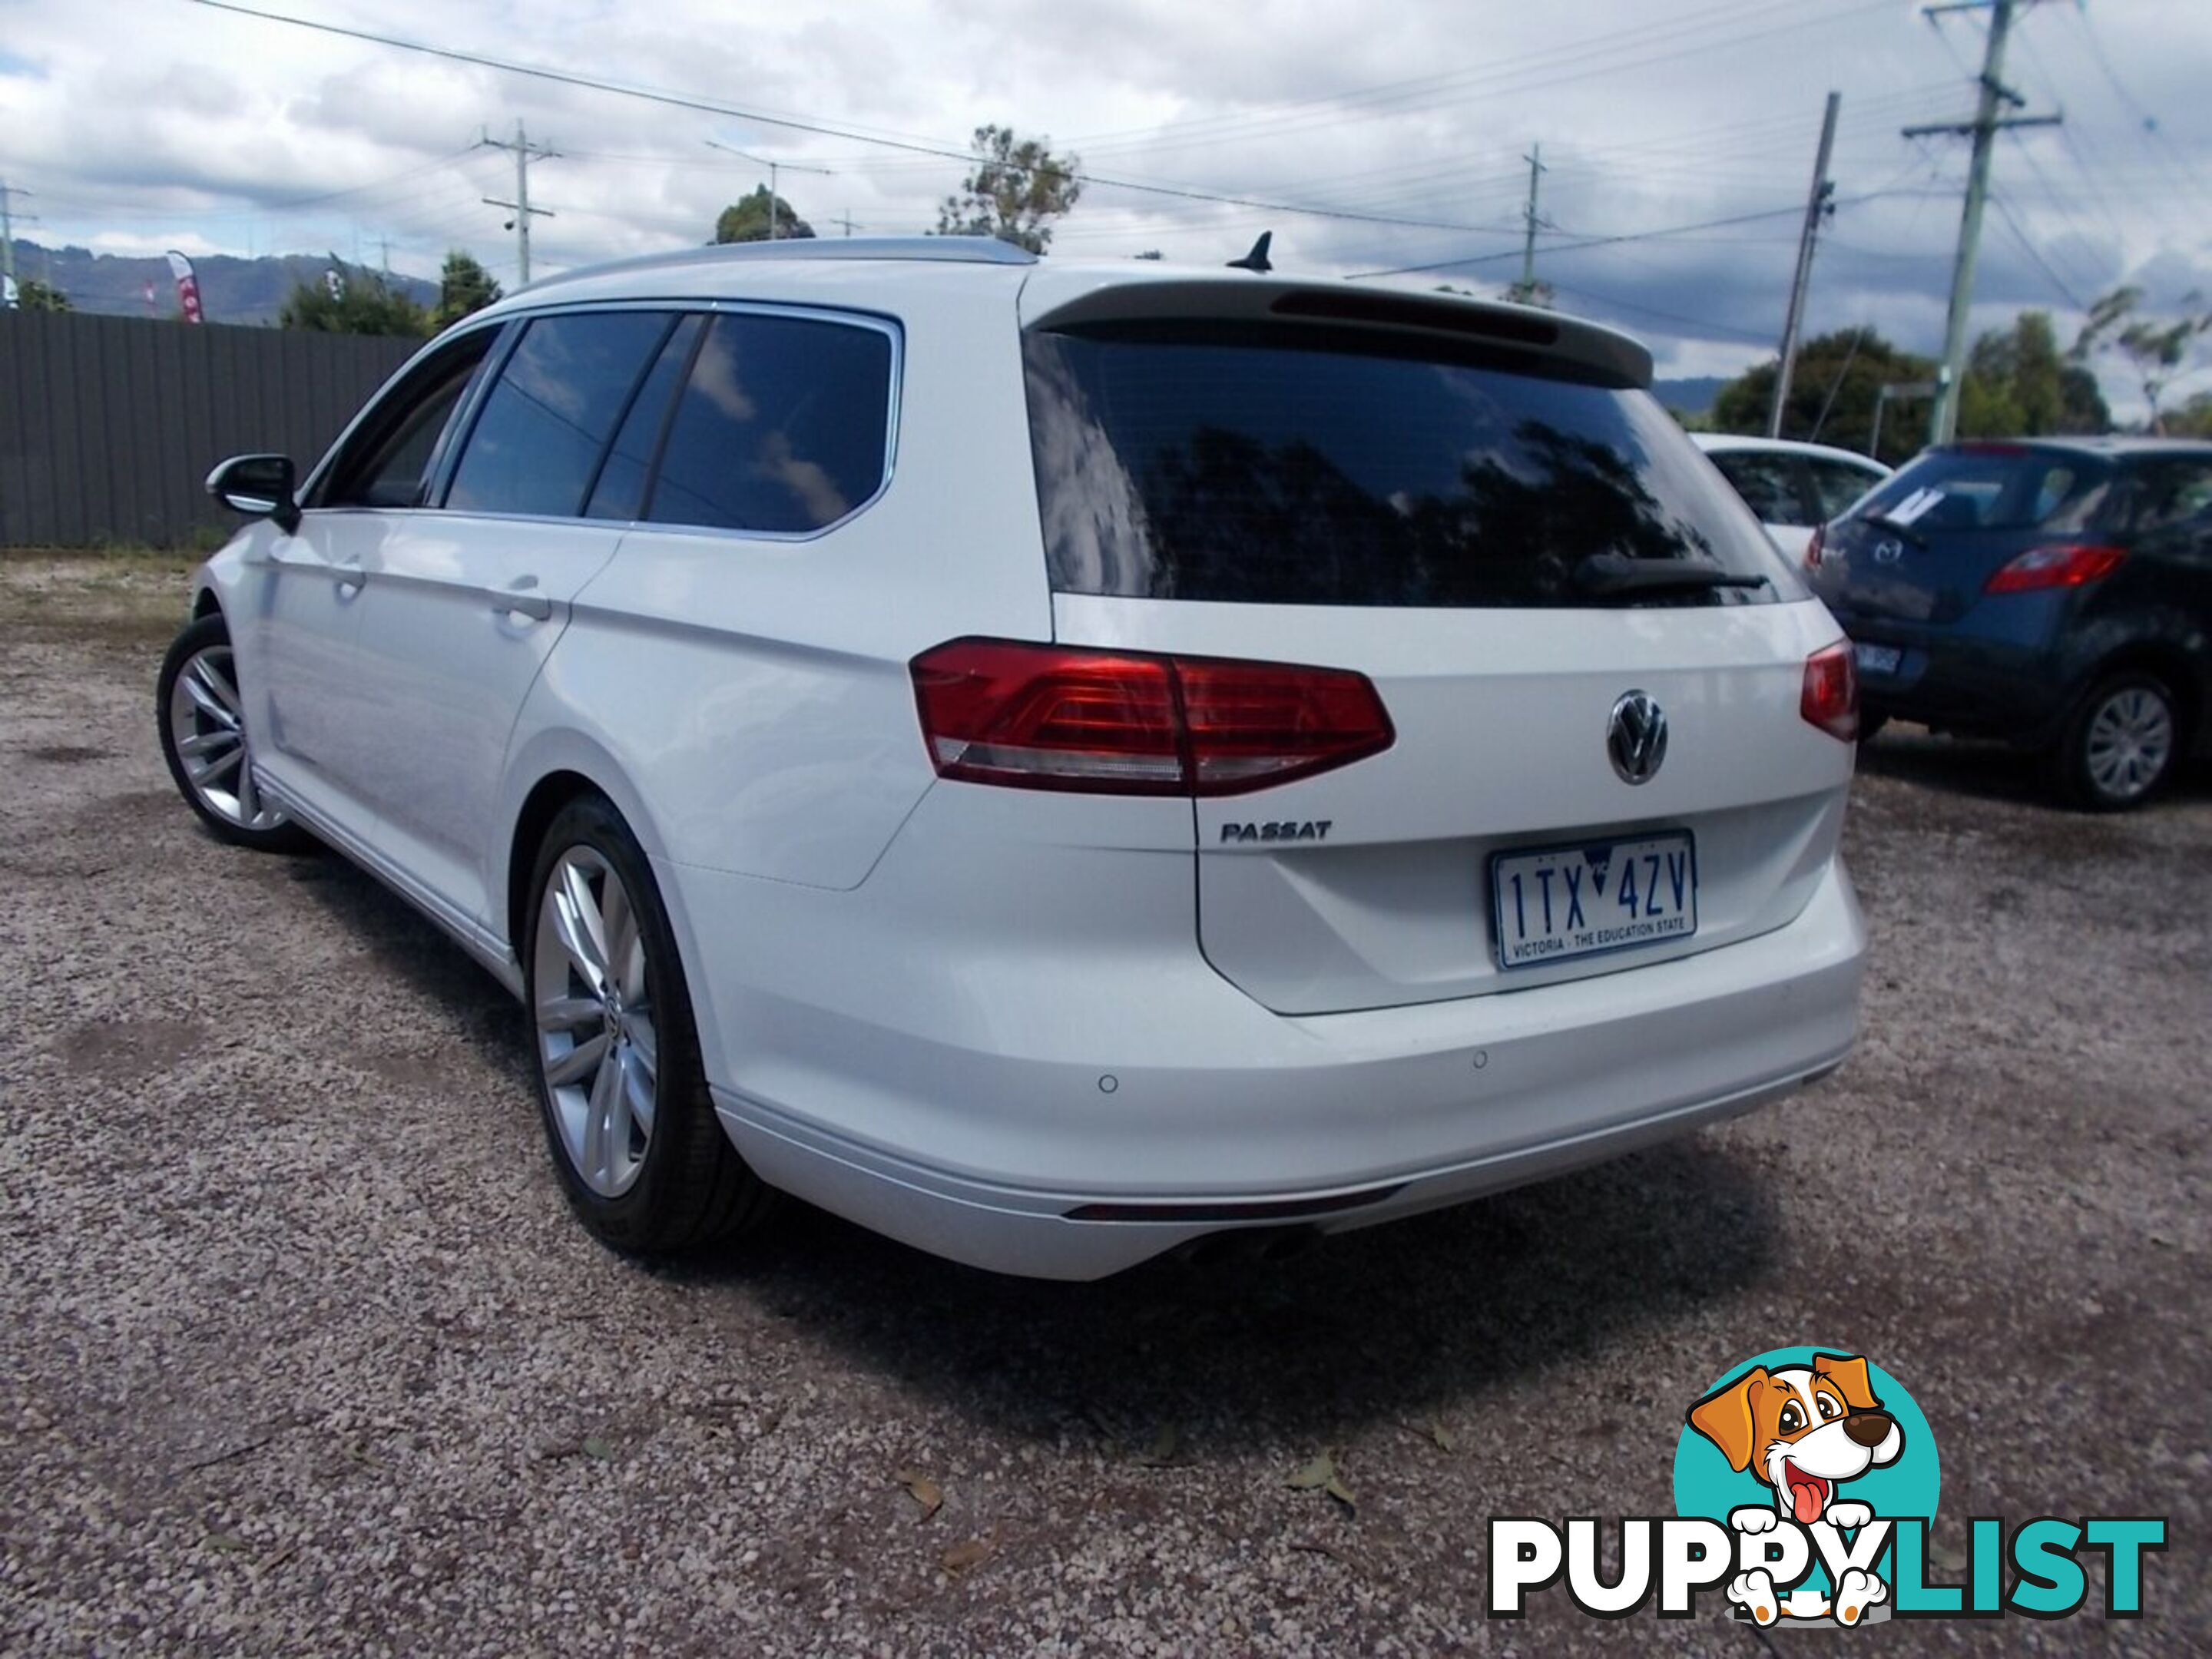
[1654,376,1729,417]
[6,239,435,324]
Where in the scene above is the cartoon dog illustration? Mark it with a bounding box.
[1686,1352,1904,1626]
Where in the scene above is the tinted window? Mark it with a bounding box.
[2121,457,2212,534]
[1806,456,1886,521]
[447,312,674,517]
[585,315,704,522]
[1852,447,2113,534]
[322,332,495,509]
[1710,451,1805,525]
[644,313,894,534]
[1025,323,1795,608]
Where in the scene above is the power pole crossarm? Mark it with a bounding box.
[1769,92,1843,439]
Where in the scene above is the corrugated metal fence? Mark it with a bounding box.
[0,310,417,547]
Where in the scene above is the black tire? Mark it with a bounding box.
[523,793,777,1253]
[2047,671,2182,813]
[155,612,316,853]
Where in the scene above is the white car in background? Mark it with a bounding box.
[1694,433,1892,563]
[158,243,1866,1279]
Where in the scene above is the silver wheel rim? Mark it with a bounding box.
[167,644,287,832]
[2085,686,2173,801]
[534,846,657,1198]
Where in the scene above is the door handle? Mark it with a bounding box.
[329,564,366,590]
[495,591,553,622]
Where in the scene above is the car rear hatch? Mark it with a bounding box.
[1812,442,2118,624]
[978,273,1856,1015]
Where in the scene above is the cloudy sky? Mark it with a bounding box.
[3,0,2209,403]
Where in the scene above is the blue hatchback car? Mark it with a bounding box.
[1807,439,2212,810]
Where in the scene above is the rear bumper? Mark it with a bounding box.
[1829,601,2070,740]
[1848,629,2064,736]
[696,859,1866,1280]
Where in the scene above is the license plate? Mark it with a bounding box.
[1854,642,1902,676]
[1491,832,1697,970]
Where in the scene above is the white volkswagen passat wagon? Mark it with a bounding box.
[158,240,1866,1279]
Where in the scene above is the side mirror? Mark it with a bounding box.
[206,454,301,534]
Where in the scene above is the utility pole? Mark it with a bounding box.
[1518,144,1546,295]
[0,178,25,290]
[1769,92,1843,438]
[482,119,558,283]
[1906,0,2062,445]
[833,209,858,237]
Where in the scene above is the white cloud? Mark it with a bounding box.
[2,0,2207,409]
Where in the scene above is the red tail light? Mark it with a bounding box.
[910,638,1394,796]
[1983,544,2126,594]
[1801,642,1858,743]
[1805,522,1827,570]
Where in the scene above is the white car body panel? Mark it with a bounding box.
[1054,592,1851,1011]
[349,512,624,926]
[187,244,1866,1278]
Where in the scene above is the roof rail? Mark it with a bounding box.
[518,235,1036,295]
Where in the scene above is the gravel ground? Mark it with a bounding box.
[1,557,2204,1655]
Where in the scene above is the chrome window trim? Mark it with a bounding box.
[300,300,904,545]
[412,297,906,545]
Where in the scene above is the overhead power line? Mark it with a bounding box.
[1346,196,1892,279]
[1058,0,1896,163]
[1987,190,2088,310]
[1543,280,1778,345]
[184,0,1544,238]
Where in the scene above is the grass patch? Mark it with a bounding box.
[2,542,203,574]
[0,551,192,647]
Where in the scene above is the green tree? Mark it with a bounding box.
[432,249,502,329]
[714,186,814,243]
[15,277,71,312]
[280,258,429,337]
[2167,390,2212,439]
[2071,286,2212,433]
[1959,310,2109,438]
[1710,329,1936,467]
[934,124,1081,253]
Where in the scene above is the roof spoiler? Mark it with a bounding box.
[1021,275,1653,388]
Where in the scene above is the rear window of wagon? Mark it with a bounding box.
[1023,321,1798,608]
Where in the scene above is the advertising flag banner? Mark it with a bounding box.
[166,250,204,323]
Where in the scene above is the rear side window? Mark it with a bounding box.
[585,315,704,522]
[1805,456,1885,521]
[1852,447,2112,534]
[1023,323,1795,608]
[644,312,894,535]
[447,312,674,517]
[1708,451,1805,525]
[2121,457,2212,534]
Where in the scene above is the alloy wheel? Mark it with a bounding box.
[533,846,658,1197]
[2084,685,2174,803]
[165,644,287,832]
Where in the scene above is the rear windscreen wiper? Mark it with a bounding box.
[1858,512,1928,548]
[1570,551,1773,598]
